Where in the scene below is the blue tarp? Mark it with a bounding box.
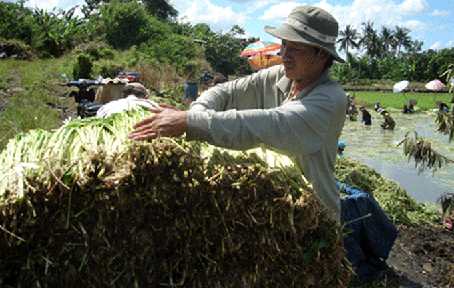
[338,181,398,282]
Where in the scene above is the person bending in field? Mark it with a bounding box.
[359,106,371,125]
[378,108,395,130]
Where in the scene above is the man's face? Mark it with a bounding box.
[280,40,323,82]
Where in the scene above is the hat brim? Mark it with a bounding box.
[264,24,345,63]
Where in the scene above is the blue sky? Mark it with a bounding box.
[17,0,454,58]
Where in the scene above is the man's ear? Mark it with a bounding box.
[314,49,330,65]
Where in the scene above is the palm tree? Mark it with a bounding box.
[359,21,382,59]
[359,21,375,43]
[394,26,412,55]
[366,33,382,59]
[337,25,360,55]
[380,26,394,57]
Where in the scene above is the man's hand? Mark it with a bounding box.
[128,106,188,141]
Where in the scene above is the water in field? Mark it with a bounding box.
[340,110,454,203]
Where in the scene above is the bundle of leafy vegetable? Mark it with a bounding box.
[0,110,353,287]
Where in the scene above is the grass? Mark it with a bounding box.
[0,50,196,151]
[348,91,453,112]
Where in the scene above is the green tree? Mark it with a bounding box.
[359,21,382,59]
[143,33,200,76]
[83,0,177,20]
[191,23,216,42]
[97,1,156,50]
[0,1,33,43]
[337,25,359,54]
[142,0,177,20]
[379,27,394,57]
[427,48,454,80]
[187,23,256,76]
[394,26,412,55]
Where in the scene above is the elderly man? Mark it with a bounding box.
[128,5,346,223]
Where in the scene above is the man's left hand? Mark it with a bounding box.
[128,106,188,141]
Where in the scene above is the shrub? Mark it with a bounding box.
[72,54,93,79]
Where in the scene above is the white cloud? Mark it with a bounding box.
[180,0,247,31]
[224,0,259,2]
[403,20,426,32]
[259,2,302,22]
[25,0,83,12]
[398,0,429,14]
[25,0,60,11]
[445,40,454,48]
[246,1,270,14]
[336,0,400,31]
[429,41,441,50]
[439,23,453,30]
[430,9,452,17]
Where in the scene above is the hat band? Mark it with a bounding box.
[285,18,337,44]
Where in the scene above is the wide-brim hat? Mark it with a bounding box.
[264,5,344,63]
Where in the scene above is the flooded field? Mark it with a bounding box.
[340,110,454,203]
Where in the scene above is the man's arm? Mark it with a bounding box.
[186,92,337,156]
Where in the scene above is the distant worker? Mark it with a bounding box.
[338,141,345,157]
[96,83,159,119]
[347,103,358,121]
[402,104,411,114]
[346,93,354,113]
[374,101,381,112]
[435,101,450,113]
[359,106,372,125]
[378,108,395,130]
[402,99,416,113]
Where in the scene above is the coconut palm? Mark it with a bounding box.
[359,21,382,59]
[394,26,412,55]
[360,21,375,42]
[337,25,360,55]
[379,26,394,57]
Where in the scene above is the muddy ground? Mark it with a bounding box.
[1,85,454,288]
[380,225,454,288]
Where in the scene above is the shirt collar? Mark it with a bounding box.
[277,69,331,101]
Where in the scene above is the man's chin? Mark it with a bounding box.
[284,67,296,79]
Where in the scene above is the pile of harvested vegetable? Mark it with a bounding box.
[0,109,353,287]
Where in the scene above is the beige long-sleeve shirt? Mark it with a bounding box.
[186,64,346,223]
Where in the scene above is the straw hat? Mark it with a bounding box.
[408,99,417,106]
[378,108,387,115]
[264,5,344,63]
